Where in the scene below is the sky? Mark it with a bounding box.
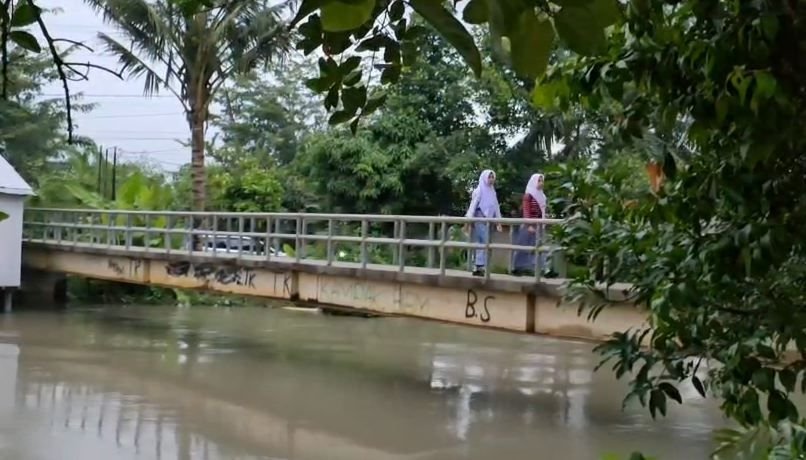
[39,0,190,171]
[35,0,540,173]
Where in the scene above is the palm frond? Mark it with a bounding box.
[86,0,184,84]
[96,33,186,108]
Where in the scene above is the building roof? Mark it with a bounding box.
[0,155,33,196]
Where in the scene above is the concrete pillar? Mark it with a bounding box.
[2,289,11,313]
[17,268,67,309]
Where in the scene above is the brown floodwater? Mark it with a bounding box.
[0,306,729,459]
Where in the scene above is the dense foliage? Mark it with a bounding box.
[6,0,806,457]
[281,0,806,456]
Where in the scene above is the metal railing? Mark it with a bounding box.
[22,208,566,282]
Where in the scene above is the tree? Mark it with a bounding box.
[85,0,292,211]
[213,59,326,167]
[537,0,806,440]
[292,28,501,216]
[287,0,620,124]
[0,47,70,182]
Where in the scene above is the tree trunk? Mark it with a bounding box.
[190,108,206,212]
[189,103,207,251]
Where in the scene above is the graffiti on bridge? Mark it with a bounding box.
[107,258,142,278]
[465,289,493,323]
[165,261,257,288]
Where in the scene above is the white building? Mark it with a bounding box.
[0,155,33,311]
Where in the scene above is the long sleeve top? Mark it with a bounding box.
[465,188,502,218]
[522,193,543,219]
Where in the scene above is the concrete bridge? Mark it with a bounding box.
[18,208,643,342]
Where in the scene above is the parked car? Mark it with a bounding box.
[190,234,286,257]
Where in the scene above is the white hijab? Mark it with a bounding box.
[525,173,547,216]
[474,169,500,218]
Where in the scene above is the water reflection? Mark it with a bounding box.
[0,307,729,459]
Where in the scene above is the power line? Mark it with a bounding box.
[79,136,185,140]
[37,93,176,98]
[81,112,184,119]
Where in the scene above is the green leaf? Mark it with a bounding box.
[340,56,362,75]
[362,92,386,115]
[389,0,405,22]
[9,30,41,52]
[380,64,401,84]
[321,0,376,32]
[291,0,326,27]
[0,211,7,222]
[554,4,606,56]
[754,71,777,100]
[767,390,788,424]
[715,95,730,124]
[328,110,353,125]
[532,78,568,109]
[648,389,666,418]
[662,150,677,180]
[343,69,362,86]
[305,77,330,92]
[462,0,488,24]
[10,1,41,27]
[324,86,340,109]
[342,85,367,112]
[779,369,796,393]
[692,376,706,397]
[409,0,482,76]
[349,117,360,135]
[589,0,621,28]
[752,368,775,391]
[510,10,555,78]
[659,382,682,404]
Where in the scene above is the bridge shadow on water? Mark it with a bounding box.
[0,306,725,459]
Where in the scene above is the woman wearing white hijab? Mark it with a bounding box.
[512,173,548,276]
[465,169,502,276]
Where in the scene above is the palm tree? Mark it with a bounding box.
[85,0,292,211]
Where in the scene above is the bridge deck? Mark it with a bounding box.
[24,239,613,297]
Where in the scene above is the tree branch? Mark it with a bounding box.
[1,0,12,100]
[29,0,76,142]
[62,61,124,80]
[51,38,93,52]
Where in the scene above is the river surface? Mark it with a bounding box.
[0,306,729,459]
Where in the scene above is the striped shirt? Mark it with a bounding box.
[522,193,543,219]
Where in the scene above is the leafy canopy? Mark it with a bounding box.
[285,0,620,128]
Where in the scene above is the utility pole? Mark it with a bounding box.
[103,148,110,199]
[111,147,118,201]
[97,145,103,194]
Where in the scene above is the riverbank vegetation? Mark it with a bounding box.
[3,0,805,458]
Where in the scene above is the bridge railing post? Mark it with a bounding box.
[73,212,80,247]
[326,218,334,266]
[294,216,303,263]
[397,219,406,273]
[263,216,273,261]
[360,219,368,269]
[125,213,132,250]
[439,221,447,276]
[427,222,435,269]
[238,216,245,260]
[144,213,151,252]
[485,220,492,281]
[54,211,62,243]
[533,221,544,283]
[106,211,114,248]
[508,223,515,273]
[164,214,172,254]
